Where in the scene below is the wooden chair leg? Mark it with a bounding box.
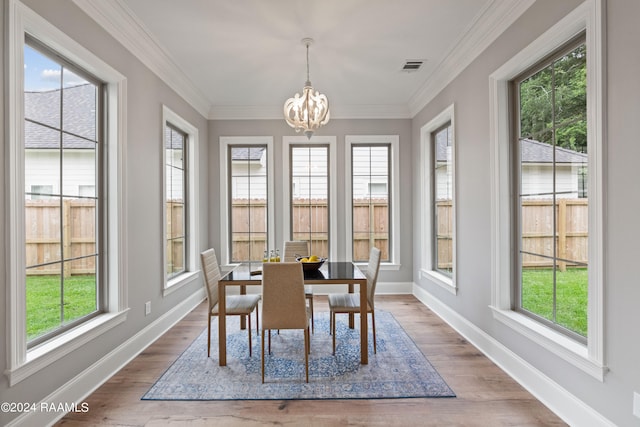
[332,312,336,355]
[371,310,377,354]
[268,329,272,354]
[255,305,259,335]
[261,330,265,384]
[247,315,252,357]
[207,314,212,357]
[304,328,309,383]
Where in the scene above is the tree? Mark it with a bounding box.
[519,44,586,153]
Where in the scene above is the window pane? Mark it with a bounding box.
[229,146,267,262]
[62,70,97,141]
[26,267,62,341]
[63,135,96,198]
[24,45,61,128]
[291,146,329,258]
[352,144,390,262]
[516,39,587,339]
[433,125,452,275]
[165,125,186,278]
[25,121,60,196]
[63,261,97,325]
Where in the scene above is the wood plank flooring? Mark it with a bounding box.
[56,295,566,426]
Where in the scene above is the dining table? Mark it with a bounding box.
[217,261,369,366]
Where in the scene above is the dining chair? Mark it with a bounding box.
[328,247,381,355]
[200,248,260,358]
[261,262,311,383]
[283,240,315,333]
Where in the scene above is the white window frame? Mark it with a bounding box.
[283,136,337,259]
[419,105,457,293]
[5,0,128,386]
[489,0,605,380]
[162,106,200,293]
[220,136,274,266]
[345,135,400,270]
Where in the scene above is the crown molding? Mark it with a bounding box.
[72,0,211,118]
[408,0,536,117]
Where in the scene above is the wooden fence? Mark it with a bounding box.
[25,198,588,274]
[25,199,96,276]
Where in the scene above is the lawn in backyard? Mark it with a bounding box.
[24,270,588,340]
[26,274,97,340]
[521,267,588,336]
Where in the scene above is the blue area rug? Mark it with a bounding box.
[142,310,455,400]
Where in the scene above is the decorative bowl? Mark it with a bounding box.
[295,256,326,271]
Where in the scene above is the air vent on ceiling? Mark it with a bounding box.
[401,60,424,72]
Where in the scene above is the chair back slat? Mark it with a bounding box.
[200,248,221,310]
[365,247,382,309]
[283,241,309,262]
[261,262,307,330]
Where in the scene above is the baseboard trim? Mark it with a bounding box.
[412,284,614,427]
[7,288,206,427]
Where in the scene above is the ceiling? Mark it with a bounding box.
[73,0,534,119]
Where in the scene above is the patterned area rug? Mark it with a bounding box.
[142,310,455,400]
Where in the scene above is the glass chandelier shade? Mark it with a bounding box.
[284,38,330,139]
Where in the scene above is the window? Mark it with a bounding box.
[229,145,268,262]
[220,137,274,265]
[165,124,187,278]
[283,136,337,259]
[350,144,390,262]
[345,136,400,268]
[162,106,200,291]
[23,38,102,347]
[513,36,587,341]
[419,107,456,292]
[489,0,604,380]
[290,145,330,257]
[432,123,453,277]
[7,0,127,385]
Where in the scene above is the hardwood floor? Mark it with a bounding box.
[56,295,566,426]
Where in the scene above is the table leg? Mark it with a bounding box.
[348,283,355,329]
[360,280,368,364]
[218,283,227,366]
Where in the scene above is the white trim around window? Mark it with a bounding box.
[345,135,400,270]
[282,136,337,259]
[5,0,129,385]
[162,106,200,294]
[488,0,605,380]
[419,105,457,294]
[219,136,275,266]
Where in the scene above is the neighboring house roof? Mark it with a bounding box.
[519,138,587,164]
[231,147,265,161]
[435,138,587,164]
[24,84,97,150]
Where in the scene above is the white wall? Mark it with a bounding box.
[412,0,640,425]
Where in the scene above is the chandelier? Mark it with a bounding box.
[284,38,330,139]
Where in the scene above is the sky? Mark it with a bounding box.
[24,45,86,92]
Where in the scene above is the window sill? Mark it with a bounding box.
[420,269,457,295]
[490,306,606,381]
[164,270,200,297]
[7,309,129,386]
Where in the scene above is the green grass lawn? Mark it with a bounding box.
[26,275,97,340]
[25,270,588,341]
[521,268,588,336]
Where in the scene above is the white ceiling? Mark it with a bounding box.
[73,0,535,119]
